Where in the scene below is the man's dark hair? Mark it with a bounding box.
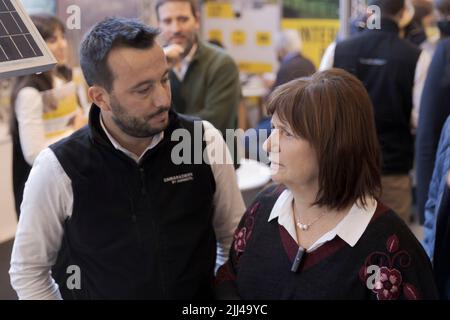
[80,17,160,91]
[369,0,405,16]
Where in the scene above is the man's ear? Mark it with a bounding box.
[88,86,111,112]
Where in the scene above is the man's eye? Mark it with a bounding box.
[137,87,151,95]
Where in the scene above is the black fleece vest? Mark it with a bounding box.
[51,105,216,300]
[334,19,421,174]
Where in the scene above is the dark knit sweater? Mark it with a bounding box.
[216,185,438,300]
[169,41,241,136]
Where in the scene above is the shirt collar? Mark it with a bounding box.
[173,43,198,81]
[184,42,198,64]
[99,115,164,163]
[268,189,377,250]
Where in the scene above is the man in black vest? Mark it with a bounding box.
[329,0,430,223]
[9,18,245,300]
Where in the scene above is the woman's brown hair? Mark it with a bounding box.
[267,68,382,210]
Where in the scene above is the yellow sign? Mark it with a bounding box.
[208,29,223,44]
[256,32,271,46]
[282,19,340,68]
[238,62,273,74]
[232,30,246,46]
[205,3,234,19]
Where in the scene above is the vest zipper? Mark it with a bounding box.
[139,167,147,195]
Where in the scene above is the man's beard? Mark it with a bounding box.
[169,32,196,57]
[110,96,170,138]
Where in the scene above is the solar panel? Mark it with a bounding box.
[0,0,56,79]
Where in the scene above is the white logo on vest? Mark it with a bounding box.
[163,172,194,185]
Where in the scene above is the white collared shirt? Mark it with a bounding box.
[172,43,197,81]
[10,119,246,300]
[268,190,378,252]
[99,116,164,164]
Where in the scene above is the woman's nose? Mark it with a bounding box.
[263,129,279,153]
[262,135,271,153]
[59,38,67,50]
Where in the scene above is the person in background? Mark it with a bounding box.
[215,69,437,300]
[272,29,316,89]
[404,0,434,47]
[416,38,450,224]
[156,0,241,137]
[9,17,245,300]
[320,0,415,70]
[322,0,431,224]
[434,0,450,41]
[416,1,450,224]
[414,0,450,59]
[9,14,86,219]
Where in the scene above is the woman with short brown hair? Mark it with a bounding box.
[216,69,438,300]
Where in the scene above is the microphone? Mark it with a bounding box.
[291,247,306,273]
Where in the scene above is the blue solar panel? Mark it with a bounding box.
[0,0,55,79]
[0,0,43,63]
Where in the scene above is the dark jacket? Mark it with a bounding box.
[423,116,450,259]
[333,18,421,175]
[416,38,450,224]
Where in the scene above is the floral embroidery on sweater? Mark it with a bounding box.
[233,202,260,260]
[359,234,421,300]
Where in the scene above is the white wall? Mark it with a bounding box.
[0,125,17,243]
